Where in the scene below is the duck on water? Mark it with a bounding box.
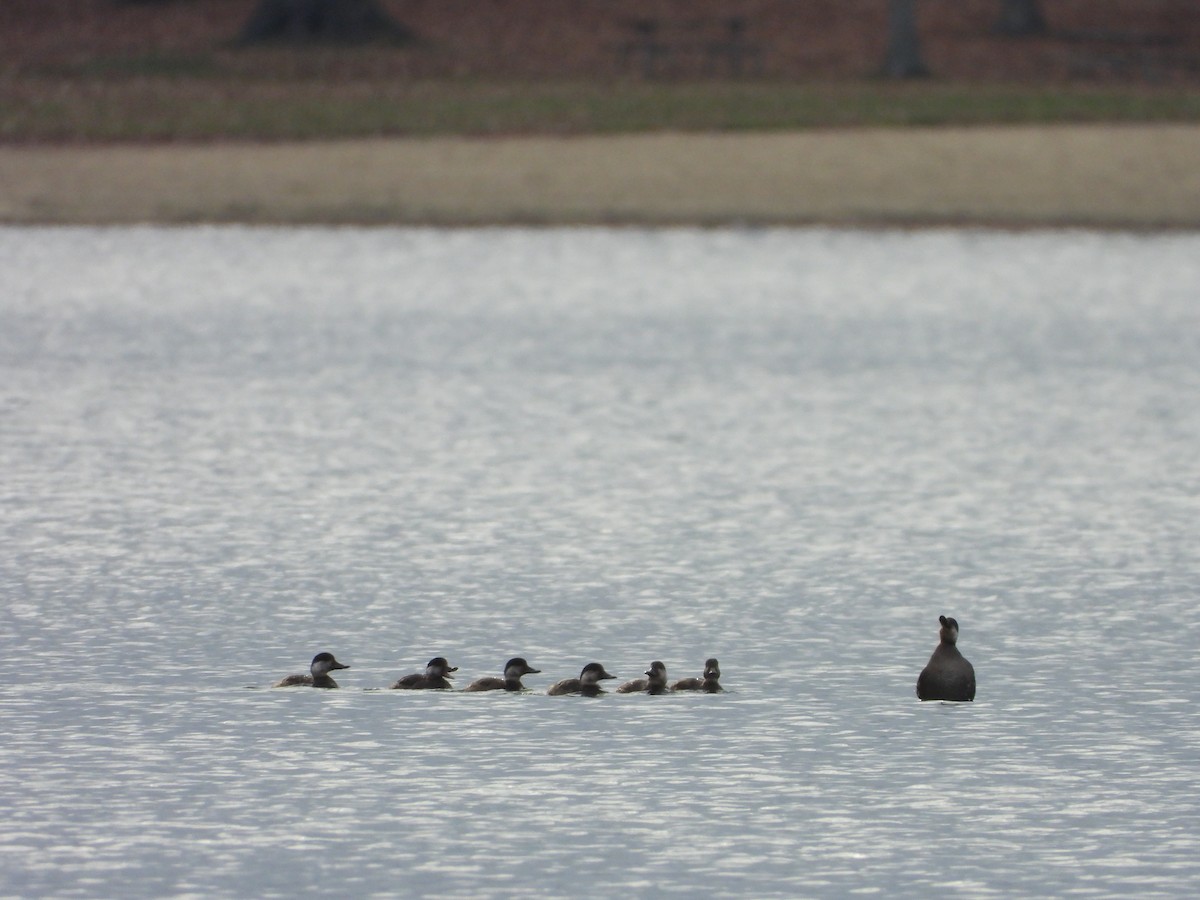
[672,658,722,693]
[274,652,350,689]
[391,657,458,690]
[464,657,541,692]
[547,662,616,696]
[616,660,669,695]
[916,615,976,702]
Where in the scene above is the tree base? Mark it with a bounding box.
[995,1,1047,36]
[240,0,417,45]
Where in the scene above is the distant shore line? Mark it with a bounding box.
[3,125,1200,229]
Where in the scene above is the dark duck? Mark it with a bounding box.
[464,657,542,692]
[391,656,458,690]
[547,662,616,697]
[274,652,350,689]
[916,616,976,701]
[671,658,722,693]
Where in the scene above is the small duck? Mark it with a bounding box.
[390,656,458,690]
[671,657,722,693]
[916,615,976,701]
[547,662,616,697]
[464,657,542,692]
[617,660,669,695]
[274,652,350,689]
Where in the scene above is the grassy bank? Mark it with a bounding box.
[4,68,1200,142]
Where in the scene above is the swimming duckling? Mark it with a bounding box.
[671,657,722,693]
[916,615,976,702]
[390,656,458,690]
[617,660,669,694]
[274,652,349,689]
[464,657,542,692]
[547,662,616,697]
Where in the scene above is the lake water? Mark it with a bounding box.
[2,225,1199,898]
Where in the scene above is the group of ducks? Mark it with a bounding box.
[273,615,976,701]
[274,654,723,696]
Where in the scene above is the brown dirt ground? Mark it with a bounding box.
[4,125,1200,229]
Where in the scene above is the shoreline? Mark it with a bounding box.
[3,124,1200,229]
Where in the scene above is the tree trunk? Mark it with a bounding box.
[240,0,415,44]
[882,0,928,78]
[996,0,1047,36]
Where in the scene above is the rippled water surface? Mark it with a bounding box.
[3,226,1199,897]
